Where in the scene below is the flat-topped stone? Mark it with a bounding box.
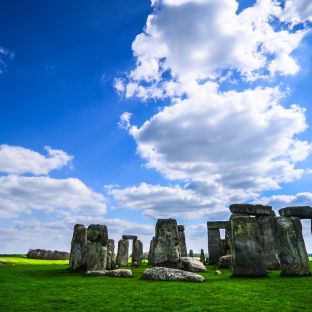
[229,204,272,216]
[122,235,138,240]
[142,267,205,282]
[207,221,229,229]
[279,206,312,219]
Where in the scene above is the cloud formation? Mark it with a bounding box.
[112,0,312,219]
[0,145,73,175]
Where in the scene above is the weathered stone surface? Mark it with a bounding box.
[148,237,155,265]
[275,217,310,276]
[27,249,69,260]
[200,249,205,264]
[69,224,87,271]
[86,269,132,278]
[230,215,267,276]
[218,255,232,268]
[208,228,224,265]
[116,238,129,267]
[154,219,181,268]
[256,215,280,270]
[229,204,272,216]
[279,206,312,219]
[122,235,138,240]
[87,224,108,246]
[178,225,188,257]
[86,241,107,271]
[132,239,143,265]
[181,257,207,272]
[189,249,194,257]
[207,221,229,229]
[142,267,205,282]
[106,239,116,270]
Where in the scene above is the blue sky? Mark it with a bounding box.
[0,0,311,253]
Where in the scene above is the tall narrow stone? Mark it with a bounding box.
[148,237,156,265]
[230,215,266,276]
[69,224,87,271]
[189,249,193,257]
[256,214,280,269]
[116,238,129,267]
[200,249,205,264]
[107,239,115,270]
[132,239,143,265]
[86,224,108,271]
[275,216,310,276]
[154,219,181,268]
[207,228,223,265]
[178,225,187,257]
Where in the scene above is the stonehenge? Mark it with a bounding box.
[69,206,311,279]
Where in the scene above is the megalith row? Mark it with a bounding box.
[69,224,116,272]
[208,204,311,276]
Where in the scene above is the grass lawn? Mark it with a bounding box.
[0,256,311,312]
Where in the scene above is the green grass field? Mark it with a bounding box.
[0,256,311,312]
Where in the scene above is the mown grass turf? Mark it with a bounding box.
[0,256,311,312]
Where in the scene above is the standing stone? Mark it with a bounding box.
[189,249,194,257]
[107,239,116,270]
[154,219,181,268]
[132,239,143,266]
[116,238,129,267]
[230,215,266,276]
[69,224,87,271]
[275,216,310,276]
[86,224,108,271]
[208,228,223,265]
[178,225,187,257]
[200,249,205,264]
[148,237,156,265]
[256,214,280,269]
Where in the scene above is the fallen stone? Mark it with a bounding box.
[86,269,132,278]
[214,270,222,275]
[279,206,312,219]
[229,204,272,216]
[230,215,267,276]
[275,216,310,276]
[142,267,205,282]
[218,255,232,269]
[181,257,207,272]
[27,249,69,260]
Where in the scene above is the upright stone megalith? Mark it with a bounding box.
[86,224,108,271]
[207,221,229,265]
[178,225,187,257]
[132,239,143,265]
[69,224,87,271]
[117,238,129,267]
[200,249,205,264]
[107,238,116,270]
[256,214,280,269]
[154,219,181,268]
[275,216,310,276]
[148,237,156,265]
[230,215,266,276]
